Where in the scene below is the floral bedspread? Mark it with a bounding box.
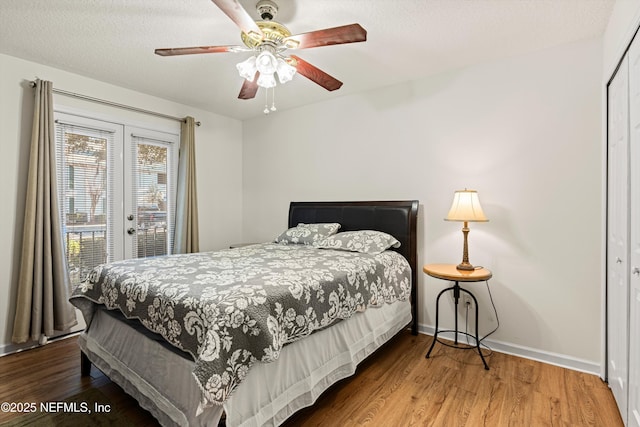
[69,243,411,407]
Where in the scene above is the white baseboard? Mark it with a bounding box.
[0,332,81,358]
[0,340,40,357]
[418,324,602,377]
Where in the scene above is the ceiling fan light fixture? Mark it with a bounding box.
[255,51,278,75]
[236,56,258,81]
[276,58,296,84]
[257,72,277,88]
[237,51,296,89]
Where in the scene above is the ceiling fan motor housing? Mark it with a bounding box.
[240,21,292,49]
[256,0,278,21]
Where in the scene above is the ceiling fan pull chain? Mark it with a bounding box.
[271,87,277,112]
[263,88,270,114]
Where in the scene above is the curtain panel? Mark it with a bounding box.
[174,116,200,254]
[12,79,77,343]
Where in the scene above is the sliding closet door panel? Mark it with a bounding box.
[628,33,640,427]
[608,55,630,420]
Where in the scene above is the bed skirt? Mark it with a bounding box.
[79,299,411,427]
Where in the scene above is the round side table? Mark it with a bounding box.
[423,263,492,370]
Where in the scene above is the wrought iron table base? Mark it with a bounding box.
[425,281,489,370]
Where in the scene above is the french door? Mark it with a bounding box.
[54,112,179,286]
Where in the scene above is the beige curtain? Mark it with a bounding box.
[12,79,77,344]
[174,116,200,253]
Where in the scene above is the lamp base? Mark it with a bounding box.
[456,261,475,271]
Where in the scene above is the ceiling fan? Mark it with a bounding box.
[155,0,367,105]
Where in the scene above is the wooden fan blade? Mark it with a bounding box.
[238,72,260,99]
[155,45,239,56]
[290,55,343,91]
[211,0,263,41]
[284,24,367,50]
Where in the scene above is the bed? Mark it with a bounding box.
[71,200,419,427]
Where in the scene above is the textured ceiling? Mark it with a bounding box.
[0,0,614,120]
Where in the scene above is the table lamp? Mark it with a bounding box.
[445,189,488,271]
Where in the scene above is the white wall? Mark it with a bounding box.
[242,37,603,370]
[0,53,243,353]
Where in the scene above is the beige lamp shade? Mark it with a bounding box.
[445,189,488,222]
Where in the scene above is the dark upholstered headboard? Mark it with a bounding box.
[289,200,419,335]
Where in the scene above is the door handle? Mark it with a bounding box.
[633,267,640,276]
[127,228,136,235]
[616,257,623,264]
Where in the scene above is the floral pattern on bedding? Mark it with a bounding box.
[69,243,411,407]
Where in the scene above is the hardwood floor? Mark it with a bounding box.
[0,332,623,426]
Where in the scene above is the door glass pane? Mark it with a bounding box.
[57,125,112,287]
[134,141,169,258]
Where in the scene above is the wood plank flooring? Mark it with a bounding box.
[0,332,623,426]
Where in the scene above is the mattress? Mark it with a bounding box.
[79,299,410,426]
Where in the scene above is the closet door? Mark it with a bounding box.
[628,33,640,427]
[608,54,630,421]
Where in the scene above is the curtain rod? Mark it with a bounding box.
[29,80,201,126]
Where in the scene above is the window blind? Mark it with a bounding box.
[55,121,116,287]
[131,134,176,257]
